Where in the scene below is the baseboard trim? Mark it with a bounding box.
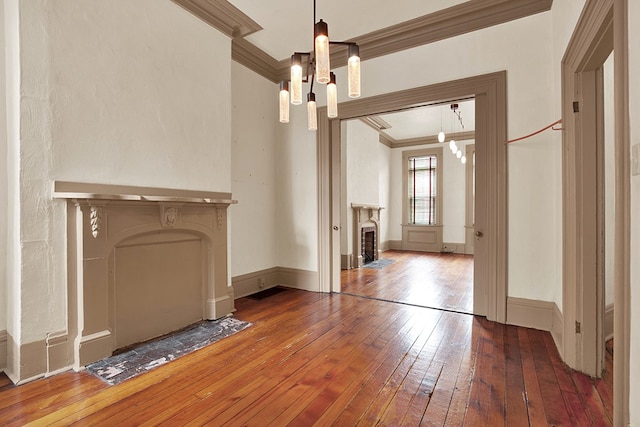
[46,331,69,374]
[386,240,402,250]
[551,303,564,352]
[604,303,614,341]
[232,266,320,297]
[277,267,319,292]
[506,297,558,332]
[341,254,353,270]
[0,330,7,371]
[441,243,466,254]
[232,267,280,299]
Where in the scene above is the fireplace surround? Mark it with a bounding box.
[351,204,383,268]
[53,181,236,369]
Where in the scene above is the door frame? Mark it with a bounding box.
[317,71,508,323]
[561,0,630,423]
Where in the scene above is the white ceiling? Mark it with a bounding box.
[377,99,475,141]
[226,0,474,139]
[227,0,468,60]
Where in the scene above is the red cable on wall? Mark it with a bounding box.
[505,119,563,144]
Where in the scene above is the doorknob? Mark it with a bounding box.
[475,231,484,238]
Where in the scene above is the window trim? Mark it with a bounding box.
[402,147,443,227]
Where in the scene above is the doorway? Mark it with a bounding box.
[317,72,508,323]
[337,101,476,314]
[561,0,631,423]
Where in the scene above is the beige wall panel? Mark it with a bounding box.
[114,238,203,350]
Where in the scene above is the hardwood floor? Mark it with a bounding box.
[342,250,473,314]
[0,288,612,426]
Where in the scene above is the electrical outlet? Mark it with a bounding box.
[632,144,640,176]
[258,277,266,289]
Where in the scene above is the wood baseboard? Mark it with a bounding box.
[604,303,614,341]
[441,243,466,254]
[551,303,564,352]
[232,266,320,298]
[232,267,280,299]
[341,254,353,270]
[507,297,558,332]
[277,267,319,292]
[0,330,6,371]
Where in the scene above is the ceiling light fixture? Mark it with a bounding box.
[449,103,467,164]
[278,0,362,130]
[438,106,445,143]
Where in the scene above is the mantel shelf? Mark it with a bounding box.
[351,203,384,210]
[52,181,237,205]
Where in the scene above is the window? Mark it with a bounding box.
[408,155,437,224]
[402,147,443,226]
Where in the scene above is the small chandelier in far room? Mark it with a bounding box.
[278,0,362,130]
[448,103,467,164]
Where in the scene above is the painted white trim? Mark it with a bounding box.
[0,330,7,371]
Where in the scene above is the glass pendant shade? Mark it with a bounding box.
[280,81,289,123]
[314,20,330,84]
[438,131,445,143]
[449,139,457,153]
[347,44,361,98]
[456,150,462,159]
[461,155,467,164]
[307,92,318,131]
[291,54,303,105]
[327,73,338,118]
[279,81,290,123]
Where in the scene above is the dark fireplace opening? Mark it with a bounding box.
[362,227,377,264]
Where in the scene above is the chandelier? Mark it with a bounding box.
[448,104,467,164]
[279,0,362,130]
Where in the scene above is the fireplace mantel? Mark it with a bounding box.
[351,204,384,268]
[53,181,237,205]
[53,181,237,369]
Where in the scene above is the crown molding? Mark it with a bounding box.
[177,0,552,82]
[380,130,476,149]
[171,0,262,38]
[360,115,392,132]
[232,38,281,82]
[352,0,553,62]
[379,133,394,148]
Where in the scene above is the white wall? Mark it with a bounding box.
[7,0,232,377]
[230,62,278,277]
[329,12,560,302]
[340,120,381,257]
[442,140,470,245]
[627,0,640,423]
[378,143,391,246]
[385,141,469,247]
[276,105,317,272]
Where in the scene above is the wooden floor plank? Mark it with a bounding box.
[503,325,529,427]
[0,252,612,426]
[517,326,549,427]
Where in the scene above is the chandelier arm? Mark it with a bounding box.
[328,41,358,46]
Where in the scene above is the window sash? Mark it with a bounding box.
[408,155,437,225]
